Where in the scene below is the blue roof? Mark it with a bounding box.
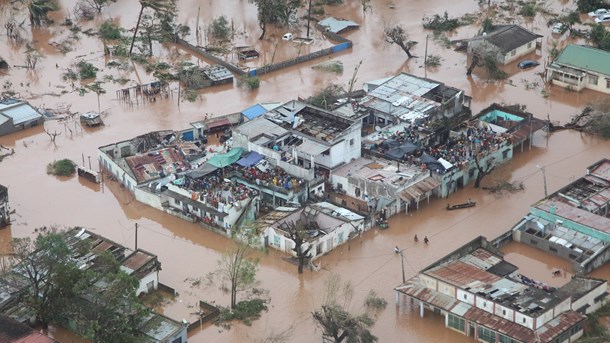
[241,104,268,120]
[236,151,264,167]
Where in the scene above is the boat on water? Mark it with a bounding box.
[80,112,104,126]
[446,201,476,210]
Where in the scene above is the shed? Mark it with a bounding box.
[0,99,44,137]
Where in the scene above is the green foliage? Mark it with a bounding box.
[99,20,121,40]
[209,15,231,41]
[423,11,462,32]
[577,0,607,13]
[325,0,343,3]
[590,24,610,50]
[27,0,59,26]
[47,159,76,176]
[245,76,260,89]
[364,290,388,312]
[482,18,493,33]
[77,60,98,79]
[307,84,344,110]
[482,54,508,80]
[520,3,536,17]
[216,299,268,327]
[425,54,442,67]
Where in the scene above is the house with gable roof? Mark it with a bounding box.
[468,25,541,65]
[546,44,610,94]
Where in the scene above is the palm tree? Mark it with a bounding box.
[129,0,175,56]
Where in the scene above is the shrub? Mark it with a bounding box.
[245,76,260,89]
[520,3,536,17]
[577,0,607,13]
[425,55,442,67]
[99,20,121,40]
[215,299,268,327]
[47,159,76,176]
[77,60,98,79]
[423,11,462,32]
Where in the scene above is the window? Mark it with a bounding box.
[273,235,281,247]
[550,247,558,253]
[606,78,610,88]
[571,323,583,335]
[499,334,516,343]
[355,187,361,197]
[589,75,598,85]
[478,326,496,343]
[522,317,526,323]
[463,294,468,300]
[447,314,465,332]
[502,149,509,159]
[527,42,532,49]
[511,49,516,56]
[502,309,507,316]
[338,232,345,243]
[172,338,182,343]
[350,138,354,146]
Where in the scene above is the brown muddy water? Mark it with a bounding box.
[1,0,610,342]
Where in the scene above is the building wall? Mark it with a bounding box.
[98,149,138,190]
[456,289,475,305]
[135,187,163,209]
[475,296,494,314]
[135,271,158,296]
[553,297,572,318]
[571,281,608,314]
[420,274,438,290]
[548,68,610,94]
[502,41,536,64]
[536,308,554,329]
[313,125,362,170]
[514,312,534,329]
[583,72,610,94]
[494,304,514,322]
[438,281,455,298]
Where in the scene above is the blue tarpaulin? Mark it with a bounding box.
[236,151,264,167]
[241,104,268,120]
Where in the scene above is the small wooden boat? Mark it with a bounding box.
[446,202,476,210]
[377,219,389,229]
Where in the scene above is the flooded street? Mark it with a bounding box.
[1,0,610,342]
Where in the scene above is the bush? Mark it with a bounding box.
[307,84,344,110]
[577,0,607,13]
[215,299,268,327]
[425,55,442,67]
[520,3,536,17]
[209,15,231,41]
[245,76,260,89]
[47,159,76,176]
[312,60,343,73]
[423,11,462,32]
[98,20,121,40]
[77,60,98,79]
[325,0,343,4]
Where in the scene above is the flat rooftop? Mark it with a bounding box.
[334,157,425,189]
[536,199,610,234]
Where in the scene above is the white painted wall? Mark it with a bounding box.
[571,282,608,314]
[503,41,536,64]
[437,281,455,298]
[494,304,514,322]
[98,150,137,189]
[135,187,163,209]
[420,275,438,291]
[456,289,475,305]
[135,271,158,296]
[514,312,534,329]
[553,297,572,317]
[475,296,494,314]
[536,308,554,329]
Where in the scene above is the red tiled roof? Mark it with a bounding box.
[0,315,58,343]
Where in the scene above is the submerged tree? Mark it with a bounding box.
[312,274,385,343]
[384,24,417,58]
[249,0,300,40]
[212,237,260,309]
[473,154,495,188]
[23,0,59,27]
[129,0,175,55]
[280,221,312,274]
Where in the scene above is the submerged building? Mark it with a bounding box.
[512,158,610,273]
[0,99,44,137]
[395,236,607,343]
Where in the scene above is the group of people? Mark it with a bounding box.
[232,164,304,192]
[394,234,429,253]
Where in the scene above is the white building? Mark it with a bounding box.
[468,25,541,65]
[232,100,362,178]
[546,44,610,94]
[395,236,607,343]
[254,202,365,260]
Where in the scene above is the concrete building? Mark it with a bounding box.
[395,236,607,343]
[468,25,541,65]
[0,184,8,227]
[253,202,365,260]
[0,98,44,136]
[512,158,610,273]
[233,100,362,177]
[546,44,610,94]
[331,157,440,216]
[356,73,470,127]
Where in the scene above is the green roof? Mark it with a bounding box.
[555,44,610,76]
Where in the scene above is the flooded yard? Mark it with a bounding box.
[1,0,609,342]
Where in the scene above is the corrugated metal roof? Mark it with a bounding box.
[298,139,330,156]
[318,17,359,34]
[462,306,535,342]
[242,104,268,120]
[555,44,610,76]
[426,260,502,288]
[590,160,610,181]
[472,25,539,53]
[234,117,288,140]
[537,199,610,233]
[0,102,42,125]
[537,311,585,342]
[395,279,460,311]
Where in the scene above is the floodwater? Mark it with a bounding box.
[1,0,610,342]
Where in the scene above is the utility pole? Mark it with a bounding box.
[399,250,406,284]
[306,0,312,38]
[135,222,139,250]
[537,165,548,198]
[424,35,429,78]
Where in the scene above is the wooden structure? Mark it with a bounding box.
[446,201,476,210]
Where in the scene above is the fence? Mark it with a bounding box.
[176,39,247,76]
[186,300,221,332]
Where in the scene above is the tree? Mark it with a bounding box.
[590,24,610,51]
[384,24,417,58]
[577,0,606,13]
[249,0,300,40]
[129,0,175,55]
[214,238,259,309]
[80,0,116,13]
[209,15,231,41]
[8,229,83,327]
[482,18,493,34]
[312,274,384,343]
[360,0,371,15]
[473,153,495,188]
[23,0,58,27]
[280,221,312,274]
[86,81,106,113]
[77,252,147,342]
